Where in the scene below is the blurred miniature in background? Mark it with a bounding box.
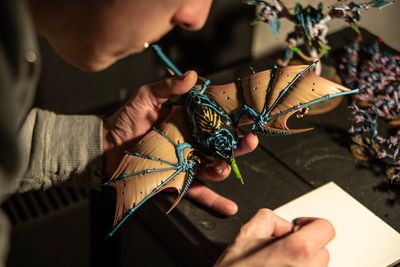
[243,0,393,74]
[339,37,400,184]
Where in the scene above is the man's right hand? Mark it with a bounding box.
[214,209,335,267]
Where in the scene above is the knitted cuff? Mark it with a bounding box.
[18,109,104,192]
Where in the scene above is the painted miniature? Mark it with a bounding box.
[339,38,400,184]
[104,45,358,237]
[339,37,400,122]
[243,0,393,74]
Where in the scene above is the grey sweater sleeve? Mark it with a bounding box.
[17,108,104,192]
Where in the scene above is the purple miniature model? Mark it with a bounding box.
[339,37,400,184]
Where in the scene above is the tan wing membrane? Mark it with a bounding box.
[205,82,241,114]
[109,106,192,225]
[266,109,313,134]
[239,64,351,131]
[206,64,352,132]
[241,69,275,114]
[241,65,349,114]
[267,65,349,117]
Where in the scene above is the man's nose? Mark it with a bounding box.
[172,0,213,31]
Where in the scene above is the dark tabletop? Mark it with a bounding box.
[130,29,400,267]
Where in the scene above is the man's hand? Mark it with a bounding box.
[102,71,258,216]
[214,209,335,267]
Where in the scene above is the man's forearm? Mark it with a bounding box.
[17,108,104,192]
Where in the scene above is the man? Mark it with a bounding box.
[0,0,335,266]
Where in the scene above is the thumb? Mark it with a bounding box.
[149,70,198,100]
[237,209,293,240]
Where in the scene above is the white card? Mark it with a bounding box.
[274,182,400,267]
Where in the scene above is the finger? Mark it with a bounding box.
[237,209,293,240]
[211,133,259,176]
[307,248,330,267]
[234,133,259,157]
[185,181,238,216]
[292,217,319,232]
[196,161,231,182]
[288,218,335,253]
[197,133,259,181]
[148,70,198,101]
[291,247,330,267]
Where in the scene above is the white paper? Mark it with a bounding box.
[274,182,400,267]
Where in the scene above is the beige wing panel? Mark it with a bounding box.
[268,65,350,116]
[108,106,193,225]
[238,65,350,132]
[205,82,242,115]
[241,69,274,114]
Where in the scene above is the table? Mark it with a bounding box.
[129,32,400,267]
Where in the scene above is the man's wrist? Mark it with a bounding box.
[102,117,122,177]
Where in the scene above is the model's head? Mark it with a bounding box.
[29,0,213,71]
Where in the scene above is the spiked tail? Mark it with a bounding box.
[231,157,244,184]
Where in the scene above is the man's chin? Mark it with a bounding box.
[68,56,116,72]
[59,43,147,72]
[69,49,144,72]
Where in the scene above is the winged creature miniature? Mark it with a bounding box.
[104,45,359,237]
[242,0,393,73]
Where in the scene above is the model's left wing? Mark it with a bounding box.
[105,106,194,237]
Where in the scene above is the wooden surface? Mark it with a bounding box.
[134,31,400,266]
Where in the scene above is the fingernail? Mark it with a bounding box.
[292,218,302,225]
[215,166,223,174]
[292,218,301,231]
[292,217,316,232]
[293,217,317,224]
[214,161,227,174]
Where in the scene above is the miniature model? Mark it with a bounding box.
[243,0,393,74]
[105,45,358,237]
[339,38,400,122]
[339,38,400,184]
[349,105,400,184]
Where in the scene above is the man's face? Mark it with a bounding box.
[40,0,213,71]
